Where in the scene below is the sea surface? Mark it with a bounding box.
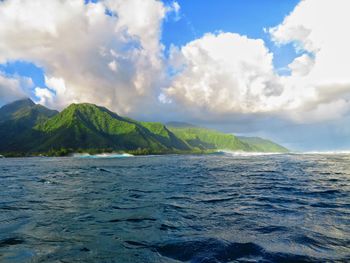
[0,153,349,262]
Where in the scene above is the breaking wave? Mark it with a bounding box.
[218,150,350,156]
[72,153,133,158]
[217,150,283,156]
[297,151,350,155]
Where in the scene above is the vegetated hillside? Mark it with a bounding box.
[0,99,58,153]
[0,99,289,157]
[166,122,252,151]
[237,136,289,153]
[0,98,58,124]
[33,103,191,154]
[167,122,288,153]
[0,100,192,156]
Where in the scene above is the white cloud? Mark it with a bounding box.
[164,33,296,115]
[166,1,181,21]
[269,0,350,120]
[270,0,350,83]
[34,87,54,106]
[0,0,169,114]
[163,0,350,123]
[288,54,314,77]
[108,60,118,72]
[0,72,33,106]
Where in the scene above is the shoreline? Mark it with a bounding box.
[0,149,292,158]
[2,150,350,158]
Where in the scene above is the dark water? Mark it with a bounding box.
[0,153,349,263]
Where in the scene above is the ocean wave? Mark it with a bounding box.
[219,150,350,156]
[293,151,350,155]
[217,150,283,156]
[72,153,133,158]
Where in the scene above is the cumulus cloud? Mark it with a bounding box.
[164,33,283,114]
[163,32,313,119]
[0,0,177,115]
[162,0,350,123]
[270,0,350,120]
[287,54,314,77]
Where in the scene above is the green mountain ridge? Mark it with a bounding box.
[237,136,289,153]
[0,99,288,157]
[166,123,252,151]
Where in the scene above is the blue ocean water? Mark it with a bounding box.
[0,153,349,262]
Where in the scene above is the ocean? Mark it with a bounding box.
[0,153,349,262]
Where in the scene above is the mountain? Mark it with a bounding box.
[0,99,58,153]
[166,123,251,151]
[0,98,35,122]
[237,136,289,153]
[0,98,57,124]
[167,123,288,153]
[0,99,288,156]
[0,100,191,156]
[32,103,190,154]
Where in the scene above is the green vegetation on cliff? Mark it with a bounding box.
[0,99,288,157]
[237,136,289,153]
[166,123,251,151]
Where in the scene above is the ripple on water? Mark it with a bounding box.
[0,154,349,262]
[0,237,24,248]
[153,238,319,263]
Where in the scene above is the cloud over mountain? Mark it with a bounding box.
[0,0,177,115]
[0,73,33,105]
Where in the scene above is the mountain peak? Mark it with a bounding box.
[66,102,107,112]
[1,98,35,109]
[68,102,97,107]
[18,98,35,105]
[0,98,36,122]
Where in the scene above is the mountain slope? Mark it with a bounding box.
[33,103,190,153]
[0,99,288,156]
[0,98,57,124]
[166,123,252,151]
[167,122,288,153]
[0,99,58,153]
[0,98,35,122]
[237,136,289,153]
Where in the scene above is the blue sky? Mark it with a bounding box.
[162,0,300,69]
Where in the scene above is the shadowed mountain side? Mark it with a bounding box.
[0,99,58,153]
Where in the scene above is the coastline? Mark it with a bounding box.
[0,148,292,158]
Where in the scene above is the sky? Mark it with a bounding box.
[0,0,349,151]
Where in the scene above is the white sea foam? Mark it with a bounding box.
[219,150,350,157]
[217,150,283,157]
[72,153,133,158]
[295,151,350,155]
